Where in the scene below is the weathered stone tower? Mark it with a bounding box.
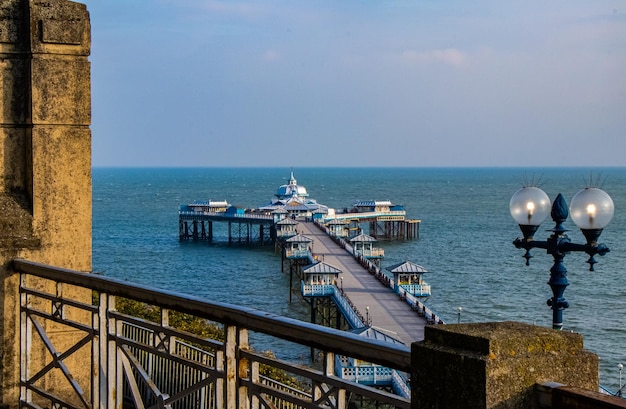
[0,0,91,406]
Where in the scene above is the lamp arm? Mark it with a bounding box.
[558,241,611,272]
[513,238,548,251]
[559,241,611,256]
[513,238,549,266]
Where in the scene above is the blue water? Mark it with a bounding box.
[92,167,626,391]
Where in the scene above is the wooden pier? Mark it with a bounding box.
[296,221,436,344]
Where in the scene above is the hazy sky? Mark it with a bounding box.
[83,1,625,168]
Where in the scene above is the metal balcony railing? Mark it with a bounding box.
[354,248,385,258]
[12,258,411,409]
[398,283,431,297]
[284,249,310,259]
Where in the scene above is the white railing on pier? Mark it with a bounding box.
[403,291,442,324]
[14,259,411,409]
[322,210,407,222]
[277,230,297,238]
[331,286,367,329]
[301,283,335,297]
[354,248,385,258]
[314,220,445,325]
[179,210,274,221]
[285,249,311,258]
[391,370,412,399]
[399,283,431,297]
[336,363,394,385]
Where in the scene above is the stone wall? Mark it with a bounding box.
[0,0,91,406]
[411,322,599,409]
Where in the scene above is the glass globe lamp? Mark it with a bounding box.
[569,187,614,230]
[569,187,614,244]
[510,187,551,239]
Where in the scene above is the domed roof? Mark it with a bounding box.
[276,171,309,199]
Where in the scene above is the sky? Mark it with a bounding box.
[82,0,626,168]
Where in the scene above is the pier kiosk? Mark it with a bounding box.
[300,260,354,332]
[350,233,385,266]
[282,234,313,301]
[271,208,288,223]
[275,218,299,239]
[327,219,349,239]
[284,234,312,259]
[386,261,431,298]
[301,262,341,297]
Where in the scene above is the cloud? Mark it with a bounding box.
[262,49,281,62]
[204,1,259,15]
[165,0,261,17]
[401,48,467,66]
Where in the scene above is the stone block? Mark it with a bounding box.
[29,0,90,55]
[31,57,91,125]
[411,322,599,409]
[0,127,28,192]
[0,58,29,123]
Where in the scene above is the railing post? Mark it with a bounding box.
[224,325,237,408]
[224,325,249,409]
[330,352,346,409]
[238,329,250,408]
[95,292,105,408]
[19,274,32,404]
[97,292,118,409]
[110,295,123,408]
[250,361,260,409]
[216,345,225,407]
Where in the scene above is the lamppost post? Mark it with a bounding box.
[457,307,462,324]
[618,363,624,398]
[510,187,614,330]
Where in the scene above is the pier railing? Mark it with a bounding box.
[285,248,311,259]
[354,248,385,258]
[322,211,407,222]
[12,258,411,409]
[398,283,431,297]
[301,282,335,297]
[315,221,445,325]
[179,210,274,221]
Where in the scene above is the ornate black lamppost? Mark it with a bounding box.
[510,186,614,330]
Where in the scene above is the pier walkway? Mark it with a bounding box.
[297,221,429,344]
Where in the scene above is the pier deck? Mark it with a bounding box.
[297,222,428,344]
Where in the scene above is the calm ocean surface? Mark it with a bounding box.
[92,167,626,391]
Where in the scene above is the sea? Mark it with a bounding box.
[92,167,626,392]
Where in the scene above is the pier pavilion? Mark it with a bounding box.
[258,171,329,218]
[322,200,420,240]
[179,171,421,245]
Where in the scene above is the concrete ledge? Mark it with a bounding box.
[412,322,599,409]
[536,382,626,409]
